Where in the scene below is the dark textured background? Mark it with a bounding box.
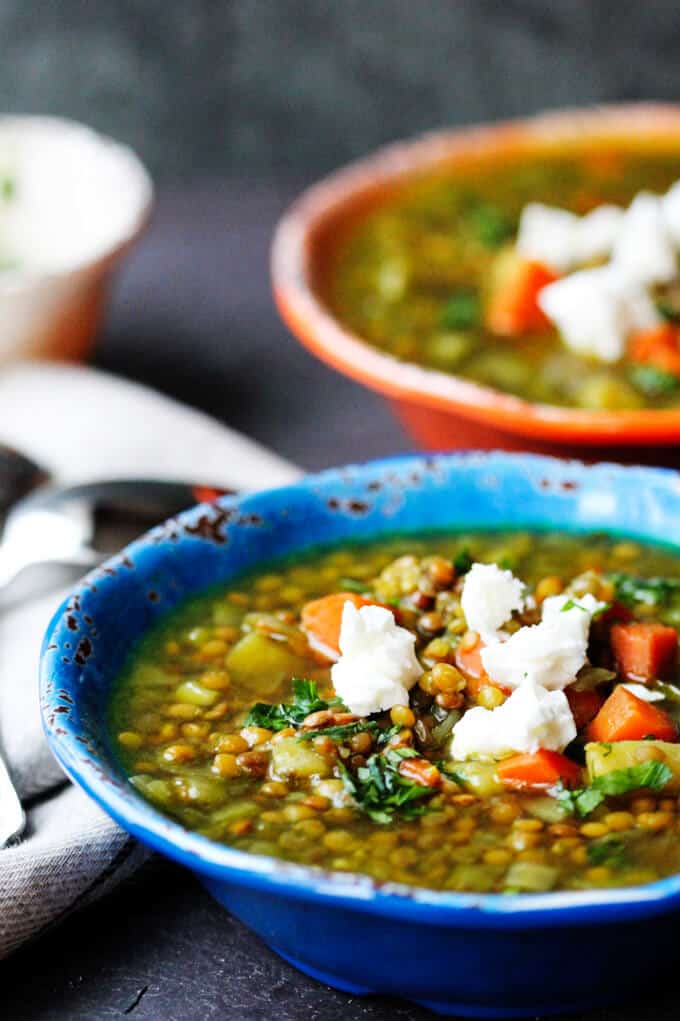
[2,0,680,180]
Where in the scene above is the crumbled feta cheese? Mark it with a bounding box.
[516,202,623,271]
[573,205,624,264]
[330,602,422,716]
[611,192,677,286]
[450,683,576,760]
[662,181,680,246]
[480,592,606,691]
[620,683,665,703]
[460,562,525,641]
[540,592,607,624]
[516,203,580,272]
[538,266,659,363]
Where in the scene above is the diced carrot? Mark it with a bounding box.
[398,758,441,788]
[587,685,677,743]
[628,324,680,378]
[301,592,386,661]
[455,638,486,679]
[486,257,559,336]
[455,638,510,703]
[497,750,583,790]
[610,621,678,682]
[566,687,606,731]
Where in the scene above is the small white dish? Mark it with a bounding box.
[0,115,153,363]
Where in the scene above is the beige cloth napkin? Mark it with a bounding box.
[0,362,300,957]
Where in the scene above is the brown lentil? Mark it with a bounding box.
[112,531,680,895]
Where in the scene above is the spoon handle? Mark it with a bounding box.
[0,445,48,515]
[0,750,24,848]
[0,546,102,592]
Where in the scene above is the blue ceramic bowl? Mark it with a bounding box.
[40,452,680,1017]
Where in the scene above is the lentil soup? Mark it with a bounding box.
[327,145,680,410]
[111,531,680,894]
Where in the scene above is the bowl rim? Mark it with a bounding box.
[0,114,153,289]
[272,102,680,446]
[40,450,680,928]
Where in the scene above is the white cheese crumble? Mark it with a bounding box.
[611,192,677,287]
[537,266,659,363]
[480,593,606,691]
[540,592,607,624]
[460,562,525,641]
[573,204,625,264]
[517,202,623,272]
[620,683,665,703]
[330,602,422,717]
[662,181,680,246]
[516,203,580,272]
[450,683,576,760]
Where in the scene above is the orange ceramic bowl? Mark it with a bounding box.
[272,104,680,466]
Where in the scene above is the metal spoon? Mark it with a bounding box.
[0,754,25,848]
[0,478,233,604]
[0,476,231,846]
[0,444,48,845]
[0,443,48,515]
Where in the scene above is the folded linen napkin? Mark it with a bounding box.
[0,362,300,957]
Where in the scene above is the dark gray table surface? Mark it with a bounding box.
[2,182,678,1021]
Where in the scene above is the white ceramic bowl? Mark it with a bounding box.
[0,116,153,363]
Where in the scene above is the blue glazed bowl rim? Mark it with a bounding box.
[40,450,680,929]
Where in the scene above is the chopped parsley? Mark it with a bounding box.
[339,747,437,824]
[608,572,680,609]
[555,784,606,818]
[655,298,680,324]
[464,203,514,248]
[297,720,399,747]
[454,549,473,575]
[560,598,610,618]
[338,577,371,594]
[245,679,343,731]
[586,835,629,869]
[628,364,680,397]
[555,761,672,818]
[440,292,481,330]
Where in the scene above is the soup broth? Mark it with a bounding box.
[111,531,680,894]
[328,146,680,409]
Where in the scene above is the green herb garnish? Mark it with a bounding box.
[586,835,628,869]
[656,682,680,704]
[338,577,371,594]
[608,572,680,609]
[245,679,343,732]
[454,549,473,575]
[339,747,436,824]
[555,761,672,818]
[556,785,607,818]
[297,720,399,746]
[440,292,480,330]
[561,598,610,618]
[655,298,680,324]
[628,364,680,397]
[464,203,514,247]
[593,761,672,795]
